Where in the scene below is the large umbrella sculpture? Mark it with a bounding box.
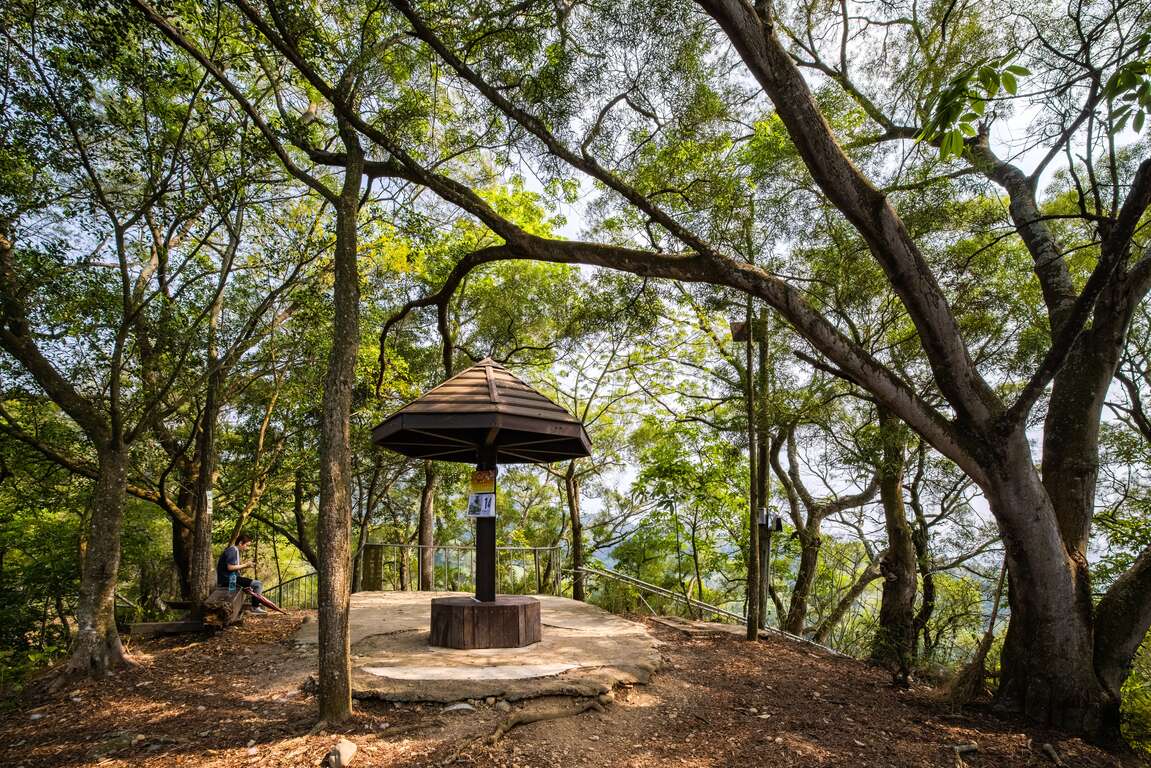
[372,358,591,648]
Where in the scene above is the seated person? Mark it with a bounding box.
[216,533,266,614]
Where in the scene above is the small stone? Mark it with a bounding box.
[589,735,600,741]
[443,702,476,714]
[485,697,496,705]
[246,746,258,756]
[747,707,758,714]
[246,739,256,747]
[774,737,783,744]
[324,738,357,768]
[29,713,45,721]
[196,705,206,711]
[496,701,512,713]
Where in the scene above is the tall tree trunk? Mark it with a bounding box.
[188,381,221,604]
[990,430,1113,736]
[291,468,319,569]
[783,526,820,636]
[351,512,370,593]
[316,120,362,724]
[690,518,704,603]
[63,443,131,676]
[1039,299,1151,719]
[564,464,585,601]
[417,460,438,590]
[870,408,917,685]
[189,266,226,604]
[171,513,193,600]
[352,456,383,593]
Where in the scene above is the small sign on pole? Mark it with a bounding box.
[466,469,497,517]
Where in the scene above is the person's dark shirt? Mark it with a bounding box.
[216,545,239,586]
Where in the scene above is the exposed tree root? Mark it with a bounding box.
[43,643,138,694]
[436,697,607,766]
[488,698,605,744]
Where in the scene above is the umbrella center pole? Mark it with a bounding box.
[475,455,497,602]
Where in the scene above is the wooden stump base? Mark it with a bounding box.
[202,587,246,629]
[429,596,542,649]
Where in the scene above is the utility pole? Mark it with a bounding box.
[756,308,772,629]
[734,300,760,639]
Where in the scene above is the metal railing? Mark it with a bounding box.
[265,572,319,610]
[359,543,563,595]
[577,565,849,657]
[263,543,563,610]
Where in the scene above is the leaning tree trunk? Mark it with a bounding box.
[64,443,132,676]
[417,461,438,590]
[871,409,917,684]
[563,465,585,601]
[812,557,882,646]
[989,430,1113,736]
[316,120,362,724]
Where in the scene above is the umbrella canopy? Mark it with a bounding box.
[372,358,592,465]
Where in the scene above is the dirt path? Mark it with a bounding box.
[0,612,1139,767]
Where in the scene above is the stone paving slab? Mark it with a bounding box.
[293,591,661,702]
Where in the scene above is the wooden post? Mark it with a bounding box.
[758,520,771,627]
[475,449,497,602]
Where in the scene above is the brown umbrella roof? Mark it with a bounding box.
[372,358,592,464]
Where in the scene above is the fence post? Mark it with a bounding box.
[533,550,541,593]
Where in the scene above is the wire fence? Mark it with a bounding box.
[264,543,563,611]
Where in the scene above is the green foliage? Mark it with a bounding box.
[1105,32,1151,135]
[1123,638,1151,756]
[917,56,1030,159]
[0,441,82,694]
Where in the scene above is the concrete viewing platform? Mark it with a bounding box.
[293,591,662,703]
